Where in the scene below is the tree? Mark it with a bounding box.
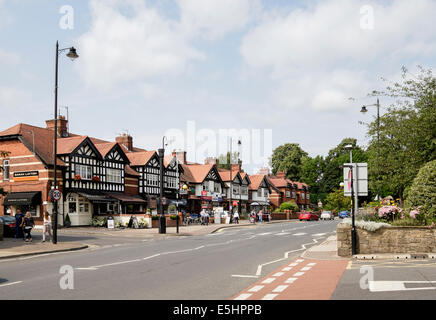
[366,66,436,200]
[319,138,368,196]
[405,160,436,220]
[270,143,308,181]
[324,189,351,212]
[280,201,299,212]
[301,155,325,204]
[217,152,241,170]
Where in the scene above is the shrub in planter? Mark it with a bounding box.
[138,218,148,229]
[169,215,178,220]
[64,213,71,227]
[406,160,436,224]
[280,201,299,213]
[151,215,159,220]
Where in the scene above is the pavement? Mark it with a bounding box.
[0,219,289,259]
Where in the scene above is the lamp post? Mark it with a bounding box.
[361,98,381,201]
[341,165,357,255]
[52,41,79,244]
[228,138,241,216]
[158,137,168,234]
[344,144,358,212]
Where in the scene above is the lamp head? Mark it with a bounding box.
[66,47,79,61]
[340,182,344,187]
[360,106,368,113]
[344,144,353,150]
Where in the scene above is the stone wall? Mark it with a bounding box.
[337,223,436,257]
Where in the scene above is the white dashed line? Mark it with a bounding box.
[248,285,264,293]
[282,267,292,271]
[234,293,252,300]
[285,277,298,284]
[262,278,276,284]
[293,272,305,277]
[262,294,278,300]
[312,233,326,237]
[276,232,290,235]
[293,233,307,236]
[258,232,272,236]
[273,285,289,293]
[0,281,23,288]
[307,263,317,266]
[273,272,284,277]
[289,263,299,267]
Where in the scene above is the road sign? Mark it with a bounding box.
[50,189,62,202]
[343,163,368,197]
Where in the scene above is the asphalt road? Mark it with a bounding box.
[0,220,338,300]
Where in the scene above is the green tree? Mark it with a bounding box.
[366,66,436,200]
[405,160,436,221]
[280,201,299,212]
[324,189,351,212]
[320,138,368,195]
[301,155,325,204]
[270,143,308,181]
[217,152,241,170]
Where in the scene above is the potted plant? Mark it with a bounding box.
[64,213,71,227]
[92,176,101,182]
[73,174,82,181]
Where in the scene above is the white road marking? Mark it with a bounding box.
[234,293,252,300]
[262,294,278,300]
[248,285,264,292]
[293,272,305,277]
[369,281,436,292]
[258,232,272,236]
[293,233,307,236]
[285,277,298,284]
[296,259,305,263]
[0,281,23,288]
[289,263,299,267]
[275,232,290,236]
[273,285,289,293]
[273,272,284,277]
[262,278,276,284]
[76,267,98,271]
[232,275,259,278]
[282,267,292,271]
[307,263,317,266]
[312,233,326,237]
[301,267,312,271]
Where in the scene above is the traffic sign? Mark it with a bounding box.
[50,189,62,202]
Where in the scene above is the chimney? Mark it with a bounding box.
[174,150,186,164]
[46,116,69,138]
[276,171,286,179]
[116,133,133,151]
[231,163,242,172]
[258,167,270,175]
[204,157,217,165]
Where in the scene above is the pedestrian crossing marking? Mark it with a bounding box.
[307,263,317,266]
[248,285,264,293]
[282,267,292,271]
[262,278,276,284]
[293,233,307,236]
[293,272,305,277]
[273,272,284,277]
[285,277,298,284]
[296,259,305,262]
[262,294,278,300]
[273,285,289,293]
[301,267,312,271]
[234,293,252,300]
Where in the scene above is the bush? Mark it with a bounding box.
[151,215,159,220]
[169,214,178,220]
[273,208,281,213]
[280,201,299,212]
[168,204,177,213]
[138,218,148,228]
[342,218,390,232]
[405,160,436,223]
[91,217,107,227]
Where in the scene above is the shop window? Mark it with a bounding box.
[69,202,77,214]
[3,160,10,180]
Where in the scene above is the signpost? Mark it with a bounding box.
[343,163,368,214]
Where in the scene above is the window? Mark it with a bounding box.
[107,168,121,183]
[286,190,290,198]
[203,182,209,191]
[292,191,296,199]
[263,189,269,197]
[257,189,262,197]
[233,185,239,195]
[241,186,248,195]
[214,183,220,193]
[147,174,159,187]
[76,164,92,180]
[307,193,310,200]
[3,160,9,180]
[301,193,305,200]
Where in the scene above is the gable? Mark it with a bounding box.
[105,144,129,163]
[73,139,101,159]
[146,153,160,168]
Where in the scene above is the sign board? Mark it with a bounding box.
[201,190,208,196]
[343,163,368,197]
[107,219,115,229]
[13,171,39,181]
[52,189,62,201]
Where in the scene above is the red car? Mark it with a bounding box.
[299,211,319,221]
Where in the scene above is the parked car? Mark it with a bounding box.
[299,211,319,221]
[338,211,350,219]
[0,216,16,237]
[320,211,334,220]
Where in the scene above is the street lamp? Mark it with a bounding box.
[228,138,241,215]
[158,136,168,234]
[343,144,358,211]
[361,98,381,201]
[52,41,79,245]
[340,164,357,255]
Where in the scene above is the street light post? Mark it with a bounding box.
[52,41,79,244]
[344,144,358,213]
[361,98,381,201]
[158,137,167,234]
[341,165,357,255]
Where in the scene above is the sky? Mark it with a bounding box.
[0,0,435,174]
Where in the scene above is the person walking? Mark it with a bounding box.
[233,211,239,224]
[22,212,35,242]
[251,210,256,224]
[258,209,263,224]
[200,209,206,225]
[42,211,52,242]
[205,210,210,226]
[14,209,25,240]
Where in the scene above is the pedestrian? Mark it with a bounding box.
[205,211,210,226]
[258,209,263,223]
[251,210,256,224]
[42,211,52,242]
[248,210,252,223]
[200,209,206,225]
[22,211,35,242]
[14,209,25,240]
[233,211,239,224]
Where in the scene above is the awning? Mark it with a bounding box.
[3,192,41,206]
[106,193,146,204]
[167,199,187,206]
[250,201,269,206]
[78,192,116,203]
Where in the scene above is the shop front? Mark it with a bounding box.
[3,191,42,218]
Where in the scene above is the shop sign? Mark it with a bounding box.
[13,171,39,181]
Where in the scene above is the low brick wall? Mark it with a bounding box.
[270,212,299,221]
[337,223,436,257]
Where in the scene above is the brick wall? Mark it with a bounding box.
[337,223,436,257]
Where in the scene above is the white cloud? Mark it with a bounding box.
[240,0,436,112]
[76,0,204,88]
[0,49,20,65]
[176,0,261,39]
